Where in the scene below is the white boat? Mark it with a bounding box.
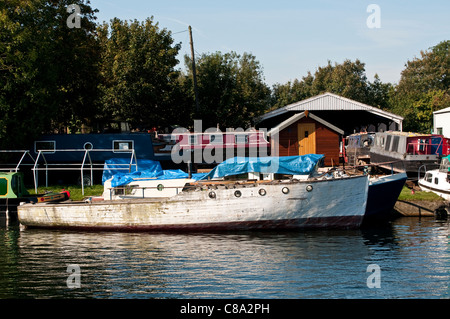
[418,155,450,201]
[17,155,370,231]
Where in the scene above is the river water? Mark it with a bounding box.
[0,216,449,299]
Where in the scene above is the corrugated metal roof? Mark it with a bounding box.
[258,92,404,123]
[434,106,450,114]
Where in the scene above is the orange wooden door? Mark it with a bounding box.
[298,123,316,155]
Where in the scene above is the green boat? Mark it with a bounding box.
[1,172,70,214]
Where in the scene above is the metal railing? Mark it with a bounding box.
[33,149,138,195]
[0,150,35,172]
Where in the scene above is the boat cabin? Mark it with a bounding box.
[370,131,450,174]
[345,132,375,166]
[418,156,450,200]
[156,130,270,163]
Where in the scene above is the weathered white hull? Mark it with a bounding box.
[18,175,369,231]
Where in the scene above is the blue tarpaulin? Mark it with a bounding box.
[102,158,162,184]
[195,155,324,181]
[103,158,205,187]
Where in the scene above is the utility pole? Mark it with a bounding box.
[189,26,200,117]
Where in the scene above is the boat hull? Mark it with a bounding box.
[370,152,438,175]
[18,175,369,231]
[364,172,407,224]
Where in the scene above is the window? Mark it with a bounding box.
[113,140,134,152]
[305,131,309,138]
[385,135,392,151]
[418,139,426,152]
[84,142,93,150]
[437,128,443,135]
[391,136,400,152]
[235,134,248,144]
[188,135,198,145]
[425,173,432,183]
[35,141,55,154]
[0,178,8,196]
[210,134,223,145]
[377,136,385,148]
[434,177,439,185]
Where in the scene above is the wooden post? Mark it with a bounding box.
[189,26,200,117]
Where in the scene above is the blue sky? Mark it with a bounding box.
[90,0,450,86]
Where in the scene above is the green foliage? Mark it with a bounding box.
[270,59,393,111]
[389,40,449,132]
[0,0,448,151]
[184,51,271,129]
[97,17,183,129]
[0,0,100,148]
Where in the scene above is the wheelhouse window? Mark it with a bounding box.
[391,136,400,152]
[425,173,432,183]
[385,135,392,151]
[35,141,56,154]
[113,140,134,152]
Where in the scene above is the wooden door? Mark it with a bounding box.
[298,123,316,155]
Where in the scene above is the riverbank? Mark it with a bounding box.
[394,186,449,218]
[27,185,104,201]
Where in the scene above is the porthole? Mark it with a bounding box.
[282,187,290,194]
[234,190,242,197]
[208,191,216,199]
[83,142,93,150]
[157,184,164,191]
[306,185,313,192]
[258,188,266,196]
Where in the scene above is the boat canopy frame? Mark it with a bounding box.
[33,149,138,195]
[0,150,36,172]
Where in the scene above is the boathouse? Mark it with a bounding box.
[257,92,404,166]
[258,92,404,135]
[267,111,343,166]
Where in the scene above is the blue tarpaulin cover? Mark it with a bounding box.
[102,158,162,185]
[195,155,324,181]
[103,158,205,187]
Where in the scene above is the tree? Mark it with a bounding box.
[269,59,391,110]
[0,0,100,149]
[184,51,271,129]
[97,17,182,129]
[391,40,449,132]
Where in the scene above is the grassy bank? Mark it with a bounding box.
[397,186,444,201]
[27,185,104,201]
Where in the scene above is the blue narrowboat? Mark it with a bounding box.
[32,133,164,163]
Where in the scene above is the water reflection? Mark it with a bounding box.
[0,217,449,298]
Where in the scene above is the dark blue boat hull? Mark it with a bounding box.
[363,173,407,224]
